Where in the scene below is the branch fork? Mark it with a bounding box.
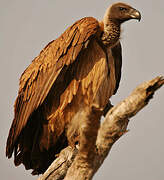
[38,76,164,180]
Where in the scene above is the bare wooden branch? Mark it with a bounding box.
[38,76,164,180]
[37,147,77,180]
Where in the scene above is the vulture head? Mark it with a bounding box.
[104,2,141,24]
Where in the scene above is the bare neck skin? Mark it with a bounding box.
[101,8,121,47]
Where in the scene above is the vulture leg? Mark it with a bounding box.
[67,106,102,155]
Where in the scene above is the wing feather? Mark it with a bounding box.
[111,42,122,94]
[6,17,101,157]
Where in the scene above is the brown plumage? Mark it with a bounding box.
[6,2,141,175]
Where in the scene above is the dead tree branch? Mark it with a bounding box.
[38,76,164,180]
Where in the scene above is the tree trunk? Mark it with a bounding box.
[37,76,164,180]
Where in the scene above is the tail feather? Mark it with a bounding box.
[6,116,68,175]
[6,119,17,158]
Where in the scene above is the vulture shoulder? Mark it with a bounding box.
[6,17,102,158]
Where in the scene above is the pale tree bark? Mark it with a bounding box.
[38,76,164,180]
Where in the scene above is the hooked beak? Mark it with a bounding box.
[129,9,141,21]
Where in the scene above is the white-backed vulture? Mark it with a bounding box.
[6,2,141,175]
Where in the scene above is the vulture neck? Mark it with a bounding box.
[101,17,121,47]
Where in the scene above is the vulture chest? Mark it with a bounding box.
[42,39,116,149]
[75,39,116,109]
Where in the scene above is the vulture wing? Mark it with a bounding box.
[6,17,101,158]
[112,42,122,94]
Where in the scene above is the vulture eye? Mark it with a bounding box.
[119,7,127,11]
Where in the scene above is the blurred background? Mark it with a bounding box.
[1,0,164,179]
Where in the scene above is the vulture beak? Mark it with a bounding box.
[129,8,141,21]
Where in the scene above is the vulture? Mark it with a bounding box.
[6,2,141,175]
